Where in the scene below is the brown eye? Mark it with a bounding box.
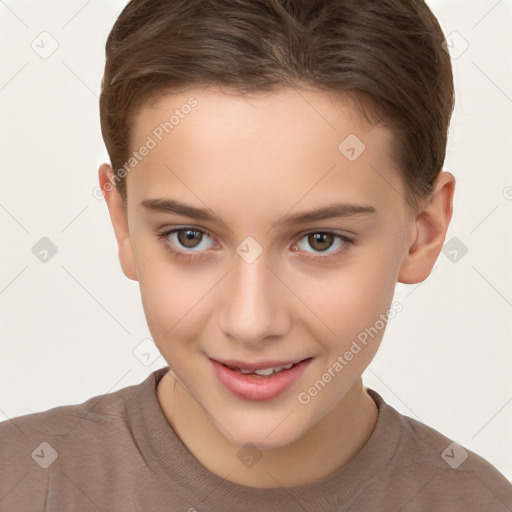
[307,233,335,252]
[293,231,353,261]
[158,227,217,258]
[177,229,203,249]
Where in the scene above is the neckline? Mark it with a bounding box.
[126,366,402,507]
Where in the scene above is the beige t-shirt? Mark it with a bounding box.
[1,366,511,511]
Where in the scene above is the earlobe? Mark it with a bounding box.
[398,172,455,284]
[98,163,138,281]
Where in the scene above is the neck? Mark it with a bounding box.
[157,371,378,488]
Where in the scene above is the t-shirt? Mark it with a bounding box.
[1,366,511,511]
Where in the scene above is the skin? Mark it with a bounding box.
[99,86,454,488]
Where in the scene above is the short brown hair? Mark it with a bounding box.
[99,0,455,210]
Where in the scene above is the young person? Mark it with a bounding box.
[1,0,511,510]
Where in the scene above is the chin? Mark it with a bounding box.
[226,420,308,451]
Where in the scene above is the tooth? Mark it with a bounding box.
[239,368,253,374]
[254,367,275,376]
[282,363,293,370]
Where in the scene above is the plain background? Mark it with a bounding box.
[1,0,511,481]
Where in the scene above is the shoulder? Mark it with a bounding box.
[0,378,142,509]
[0,378,134,443]
[367,389,512,511]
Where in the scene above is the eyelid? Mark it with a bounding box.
[292,230,354,261]
[156,225,354,261]
[156,225,218,260]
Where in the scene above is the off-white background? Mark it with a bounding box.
[1,0,511,481]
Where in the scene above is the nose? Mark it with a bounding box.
[218,250,292,347]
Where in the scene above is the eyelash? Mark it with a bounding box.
[156,226,354,263]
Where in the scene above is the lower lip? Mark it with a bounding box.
[211,358,312,402]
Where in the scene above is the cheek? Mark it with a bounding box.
[135,267,227,368]
[294,256,397,340]
[132,242,206,343]
[133,225,402,356]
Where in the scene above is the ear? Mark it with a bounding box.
[98,163,138,281]
[398,171,455,284]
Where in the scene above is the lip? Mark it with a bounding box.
[210,357,312,402]
[212,358,306,371]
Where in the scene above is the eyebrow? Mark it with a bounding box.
[140,198,376,226]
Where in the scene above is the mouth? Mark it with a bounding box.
[210,357,313,401]
[220,360,305,376]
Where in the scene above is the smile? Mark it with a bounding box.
[224,362,298,376]
[210,357,313,401]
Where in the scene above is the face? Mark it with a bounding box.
[107,87,439,450]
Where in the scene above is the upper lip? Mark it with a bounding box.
[211,357,311,371]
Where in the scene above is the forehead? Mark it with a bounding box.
[134,86,377,145]
[128,86,404,217]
